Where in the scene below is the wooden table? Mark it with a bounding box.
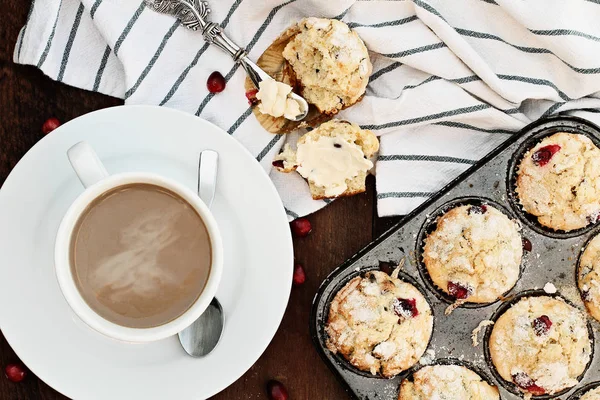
[0,2,400,399]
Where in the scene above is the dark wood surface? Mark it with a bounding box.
[0,2,400,399]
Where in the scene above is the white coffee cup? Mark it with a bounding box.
[55,141,223,343]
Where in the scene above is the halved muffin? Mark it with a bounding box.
[273,119,379,199]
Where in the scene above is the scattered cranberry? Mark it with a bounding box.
[393,298,419,319]
[266,379,289,400]
[42,117,61,134]
[290,218,312,238]
[532,144,561,167]
[522,238,532,252]
[447,281,472,300]
[272,160,284,169]
[468,205,487,215]
[4,364,26,383]
[532,315,552,336]
[207,71,226,93]
[512,372,545,395]
[293,263,306,286]
[246,89,259,105]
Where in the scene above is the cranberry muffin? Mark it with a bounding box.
[489,296,592,397]
[516,132,600,231]
[282,17,372,115]
[423,204,522,303]
[325,270,433,378]
[578,233,600,322]
[398,364,500,400]
[580,387,600,400]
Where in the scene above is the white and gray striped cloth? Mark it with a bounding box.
[14,0,600,219]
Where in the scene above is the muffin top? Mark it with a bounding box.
[325,270,433,378]
[516,132,600,231]
[580,387,600,400]
[489,296,591,396]
[398,364,500,400]
[282,17,372,115]
[578,233,600,322]
[423,204,522,303]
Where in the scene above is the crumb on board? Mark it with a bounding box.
[543,282,557,294]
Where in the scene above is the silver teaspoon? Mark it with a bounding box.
[145,0,309,121]
[178,150,224,357]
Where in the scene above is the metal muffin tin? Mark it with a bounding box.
[310,116,600,400]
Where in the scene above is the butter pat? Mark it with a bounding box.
[296,135,373,197]
[256,79,301,120]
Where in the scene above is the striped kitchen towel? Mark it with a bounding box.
[14,0,600,219]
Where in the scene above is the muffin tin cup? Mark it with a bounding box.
[320,265,435,380]
[310,115,600,400]
[414,196,524,308]
[482,289,595,399]
[506,118,600,239]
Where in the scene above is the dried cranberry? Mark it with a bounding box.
[293,263,306,286]
[272,160,284,169]
[447,281,472,300]
[378,261,395,275]
[468,205,487,215]
[582,289,592,302]
[4,364,26,383]
[246,89,259,105]
[207,71,226,93]
[512,372,545,395]
[290,218,312,238]
[531,144,561,167]
[393,298,419,319]
[266,379,289,400]
[42,117,61,134]
[532,315,552,336]
[522,238,532,252]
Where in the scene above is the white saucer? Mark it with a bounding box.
[0,106,293,399]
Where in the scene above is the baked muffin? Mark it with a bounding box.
[580,387,600,400]
[273,119,379,199]
[398,364,500,400]
[282,17,372,115]
[325,270,433,378]
[489,296,592,397]
[516,132,600,231]
[422,204,522,303]
[578,233,600,322]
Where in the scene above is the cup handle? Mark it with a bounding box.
[67,142,109,188]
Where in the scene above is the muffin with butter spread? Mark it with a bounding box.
[244,17,372,134]
[273,119,378,199]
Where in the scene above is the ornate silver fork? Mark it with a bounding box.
[145,0,309,121]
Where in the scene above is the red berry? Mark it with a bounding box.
[447,281,472,300]
[532,315,552,336]
[272,160,284,169]
[42,117,61,134]
[266,379,289,400]
[293,263,306,286]
[393,298,419,319]
[207,71,226,93]
[468,205,487,215]
[532,144,561,167]
[4,364,26,383]
[246,89,259,105]
[522,238,532,252]
[512,372,545,395]
[290,218,312,238]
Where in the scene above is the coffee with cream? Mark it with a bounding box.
[70,183,211,329]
